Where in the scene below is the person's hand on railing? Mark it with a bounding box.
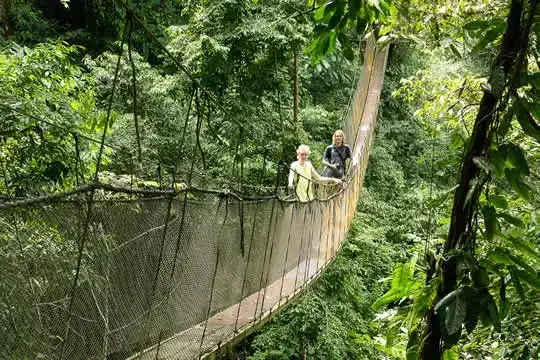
[322,160,337,170]
[288,185,295,196]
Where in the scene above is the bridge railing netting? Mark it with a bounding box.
[0,39,388,360]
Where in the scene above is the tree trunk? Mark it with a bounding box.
[0,0,12,38]
[293,50,300,128]
[419,0,531,358]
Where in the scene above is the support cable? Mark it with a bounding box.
[303,204,316,284]
[294,206,309,290]
[150,84,198,359]
[127,14,142,167]
[278,201,296,303]
[59,12,130,358]
[252,167,281,321]
[233,204,260,334]
[259,199,282,317]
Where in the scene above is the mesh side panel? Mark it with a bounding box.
[0,39,388,360]
[103,199,171,357]
[0,203,83,359]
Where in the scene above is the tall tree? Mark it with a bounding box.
[310,0,539,358]
[0,0,12,38]
[421,0,539,357]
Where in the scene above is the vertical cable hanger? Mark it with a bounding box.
[253,165,282,321]
[259,199,282,317]
[126,11,142,169]
[72,133,82,187]
[194,87,207,170]
[234,204,260,334]
[60,9,130,359]
[151,84,198,358]
[279,203,296,303]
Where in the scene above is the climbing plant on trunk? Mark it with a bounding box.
[420,0,539,358]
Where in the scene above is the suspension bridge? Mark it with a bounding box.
[0,8,389,359]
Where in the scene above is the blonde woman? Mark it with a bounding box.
[288,144,341,202]
[322,130,352,179]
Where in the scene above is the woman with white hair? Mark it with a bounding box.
[288,144,341,202]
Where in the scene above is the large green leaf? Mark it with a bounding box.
[472,21,506,52]
[348,0,362,19]
[490,145,508,178]
[498,212,525,228]
[498,108,513,138]
[489,194,508,209]
[483,292,501,331]
[443,347,459,360]
[515,99,540,142]
[464,19,504,31]
[501,233,540,261]
[505,143,529,176]
[322,1,338,23]
[507,253,536,274]
[486,248,514,266]
[434,289,460,312]
[372,260,419,310]
[464,287,481,334]
[482,204,497,241]
[444,291,467,335]
[471,266,490,289]
[328,3,345,29]
[516,269,540,290]
[505,168,532,201]
[313,6,326,22]
[510,266,526,299]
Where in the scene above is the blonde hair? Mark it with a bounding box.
[332,130,346,145]
[296,144,311,155]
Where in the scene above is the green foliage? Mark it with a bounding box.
[246,192,403,359]
[1,0,57,45]
[0,42,101,195]
[308,0,395,64]
[243,46,432,359]
[1,0,538,359]
[364,0,540,357]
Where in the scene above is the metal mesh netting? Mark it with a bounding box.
[0,39,388,359]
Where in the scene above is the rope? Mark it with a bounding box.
[94,15,129,180]
[72,133,82,186]
[253,197,278,320]
[234,204,260,334]
[294,206,309,289]
[114,0,245,132]
[315,204,324,270]
[198,202,225,359]
[59,13,130,358]
[194,88,207,169]
[127,15,142,166]
[303,204,316,284]
[239,144,246,256]
[259,199,282,316]
[146,82,201,357]
[424,121,438,262]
